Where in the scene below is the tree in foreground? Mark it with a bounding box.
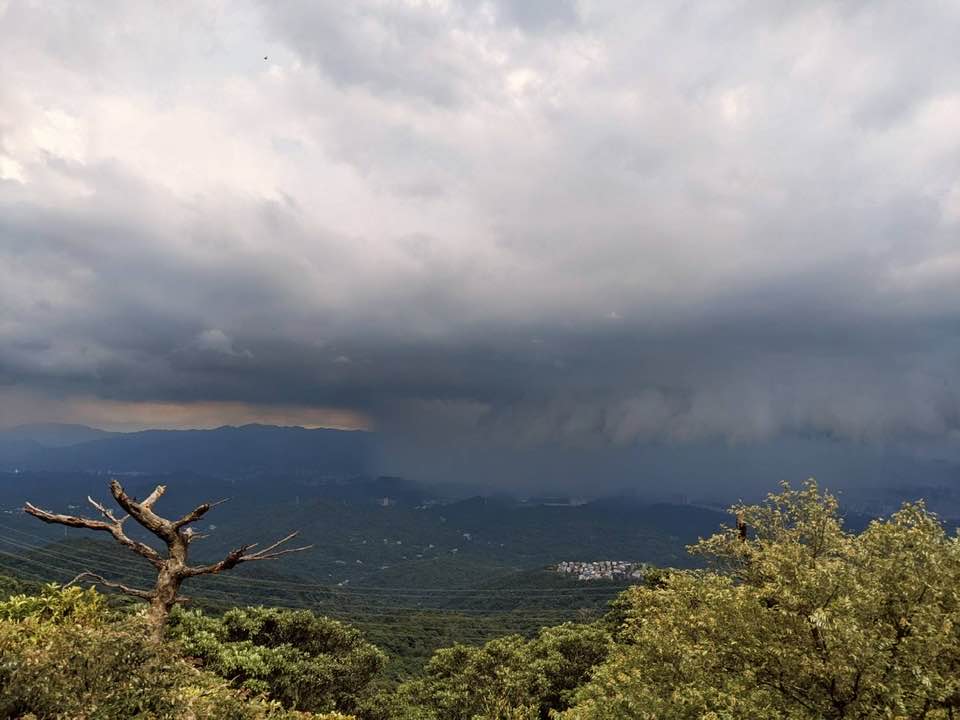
[0,583,354,719]
[560,481,960,719]
[371,622,611,720]
[23,478,311,634]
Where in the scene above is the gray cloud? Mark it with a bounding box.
[1,0,960,478]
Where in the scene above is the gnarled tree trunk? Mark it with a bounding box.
[25,479,311,638]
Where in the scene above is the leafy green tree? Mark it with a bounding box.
[168,605,386,714]
[0,584,352,719]
[561,481,960,719]
[528,623,612,713]
[376,622,610,720]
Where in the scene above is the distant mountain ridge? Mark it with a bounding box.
[0,423,120,447]
[0,423,374,476]
[0,466,726,600]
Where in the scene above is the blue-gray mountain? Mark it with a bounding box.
[0,423,373,476]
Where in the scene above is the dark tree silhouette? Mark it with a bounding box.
[24,478,311,636]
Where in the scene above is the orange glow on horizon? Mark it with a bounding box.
[0,390,371,433]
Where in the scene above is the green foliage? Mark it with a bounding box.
[167,605,386,714]
[5,482,958,720]
[0,472,719,604]
[0,570,36,599]
[0,586,353,719]
[0,582,106,624]
[353,607,595,683]
[560,481,960,719]
[372,622,610,720]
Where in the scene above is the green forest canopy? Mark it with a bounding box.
[1,481,957,719]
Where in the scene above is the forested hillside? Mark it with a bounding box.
[0,468,723,597]
[2,482,958,719]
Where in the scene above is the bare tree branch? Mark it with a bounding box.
[25,502,113,533]
[65,571,155,600]
[183,532,313,577]
[27,479,311,632]
[110,479,175,541]
[24,502,163,567]
[173,498,229,530]
[181,546,248,577]
[87,495,126,525]
[181,527,209,543]
[247,544,314,561]
[141,484,166,510]
[244,532,313,560]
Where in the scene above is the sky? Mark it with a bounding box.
[1,1,960,485]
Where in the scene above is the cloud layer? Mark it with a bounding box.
[1,0,959,451]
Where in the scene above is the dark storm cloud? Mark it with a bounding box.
[1,0,960,467]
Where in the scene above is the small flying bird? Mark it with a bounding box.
[264,55,268,60]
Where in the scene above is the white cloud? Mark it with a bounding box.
[0,155,24,183]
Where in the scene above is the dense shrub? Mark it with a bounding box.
[167,605,386,714]
[368,622,610,720]
[0,584,353,720]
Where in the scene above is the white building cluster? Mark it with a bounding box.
[555,560,649,581]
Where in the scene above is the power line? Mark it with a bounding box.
[0,549,576,635]
[0,536,601,608]
[0,523,636,597]
[0,545,604,633]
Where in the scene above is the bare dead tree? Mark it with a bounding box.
[24,478,311,636]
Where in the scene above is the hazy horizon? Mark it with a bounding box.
[2,1,959,495]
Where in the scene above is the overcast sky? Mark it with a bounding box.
[1,1,959,466]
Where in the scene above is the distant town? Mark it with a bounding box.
[554,560,651,582]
